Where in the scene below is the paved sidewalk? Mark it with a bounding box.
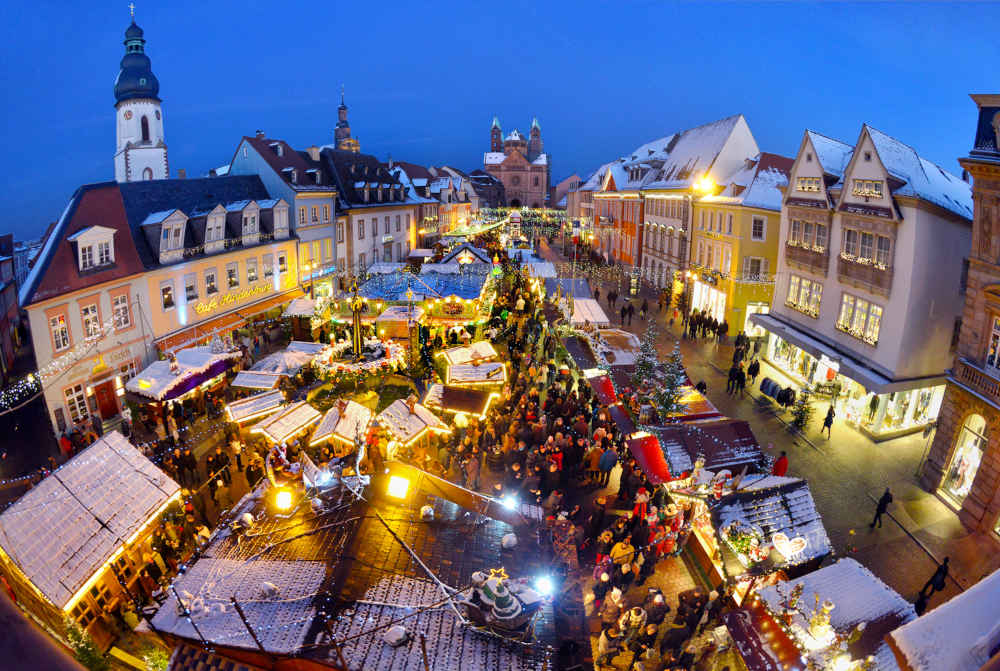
[538,238,1000,611]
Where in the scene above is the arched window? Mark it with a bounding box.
[142,167,153,181]
[141,115,150,142]
[942,413,986,505]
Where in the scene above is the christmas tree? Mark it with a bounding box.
[65,618,109,671]
[791,387,814,431]
[632,320,661,387]
[653,342,688,421]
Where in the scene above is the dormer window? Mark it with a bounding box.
[270,142,283,157]
[69,225,117,272]
[243,214,258,235]
[852,179,883,198]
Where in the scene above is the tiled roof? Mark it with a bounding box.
[0,432,179,609]
[238,136,334,192]
[654,418,764,475]
[322,148,409,209]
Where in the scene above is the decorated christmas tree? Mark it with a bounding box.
[632,320,661,387]
[653,342,688,421]
[791,386,814,431]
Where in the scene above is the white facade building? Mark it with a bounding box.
[113,21,168,182]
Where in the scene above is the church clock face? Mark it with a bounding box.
[123,110,133,120]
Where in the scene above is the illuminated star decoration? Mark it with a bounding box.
[488,567,509,581]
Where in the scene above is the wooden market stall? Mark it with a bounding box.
[422,384,498,421]
[654,418,766,479]
[438,341,499,366]
[444,361,507,387]
[126,345,241,408]
[224,390,285,425]
[376,396,450,460]
[310,399,373,458]
[231,371,282,391]
[251,401,322,445]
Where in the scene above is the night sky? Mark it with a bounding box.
[1,1,996,240]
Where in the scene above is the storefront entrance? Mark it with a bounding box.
[692,280,726,322]
[93,379,119,421]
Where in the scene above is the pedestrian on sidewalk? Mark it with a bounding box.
[747,359,760,385]
[726,364,739,394]
[921,557,950,596]
[772,451,789,476]
[620,305,628,326]
[870,487,893,528]
[626,302,635,326]
[736,367,747,395]
[594,287,601,304]
[640,299,648,320]
[822,405,835,438]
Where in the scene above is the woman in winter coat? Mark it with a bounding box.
[595,529,615,564]
[600,588,624,630]
[598,446,617,487]
[592,572,612,610]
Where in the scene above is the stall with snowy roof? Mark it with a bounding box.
[126,343,241,402]
[251,401,322,445]
[376,396,450,459]
[224,389,285,424]
[726,558,916,671]
[438,340,499,366]
[668,473,832,604]
[0,432,180,649]
[887,565,1000,671]
[444,360,507,387]
[249,348,314,376]
[374,304,423,339]
[310,399,373,457]
[423,384,499,422]
[231,370,282,390]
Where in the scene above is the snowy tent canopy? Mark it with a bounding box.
[310,400,373,447]
[376,398,449,449]
[285,341,327,355]
[758,558,915,671]
[231,371,282,390]
[439,341,498,366]
[888,565,1000,671]
[423,384,497,418]
[252,401,322,444]
[225,390,285,424]
[711,475,832,573]
[445,361,506,386]
[282,297,316,318]
[251,349,314,376]
[126,346,241,401]
[0,431,179,609]
[357,269,489,301]
[571,298,611,328]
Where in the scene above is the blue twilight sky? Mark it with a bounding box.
[0,1,996,240]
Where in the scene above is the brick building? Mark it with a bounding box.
[921,94,1000,534]
[483,117,549,208]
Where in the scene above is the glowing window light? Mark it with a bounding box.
[386,475,410,499]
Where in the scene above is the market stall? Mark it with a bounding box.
[225,390,286,425]
[585,369,617,406]
[570,298,611,329]
[374,305,423,339]
[734,558,916,671]
[252,401,322,444]
[231,371,283,390]
[250,349,314,376]
[670,474,832,603]
[654,418,765,479]
[438,341,499,366]
[444,361,507,387]
[126,345,241,403]
[626,431,673,486]
[422,384,498,421]
[283,297,318,340]
[310,399,373,456]
[376,396,450,459]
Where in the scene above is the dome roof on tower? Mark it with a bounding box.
[114,21,160,104]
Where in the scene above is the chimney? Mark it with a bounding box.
[255,130,265,139]
[387,154,394,169]
[307,145,320,161]
[177,168,186,179]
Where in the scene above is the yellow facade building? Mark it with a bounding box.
[687,153,793,336]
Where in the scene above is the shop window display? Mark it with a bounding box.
[942,414,986,506]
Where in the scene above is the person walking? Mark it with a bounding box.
[747,358,760,385]
[870,487,893,528]
[921,557,950,596]
[640,299,649,321]
[822,405,835,438]
[772,451,789,476]
[736,366,747,396]
[594,287,601,304]
[598,444,617,487]
[626,302,635,326]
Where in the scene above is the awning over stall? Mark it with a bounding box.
[627,432,672,485]
[126,346,241,401]
[225,390,285,424]
[231,371,282,390]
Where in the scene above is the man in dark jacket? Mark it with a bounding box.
[659,621,690,658]
[870,487,893,528]
[207,447,232,485]
[922,557,950,596]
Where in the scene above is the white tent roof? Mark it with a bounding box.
[311,400,373,446]
[889,566,1000,671]
[251,350,313,376]
[285,341,327,355]
[0,432,179,609]
[440,341,498,366]
[282,297,316,318]
[571,298,611,328]
[253,401,322,444]
[231,371,282,390]
[225,390,285,424]
[127,346,240,400]
[377,398,448,445]
[446,361,506,385]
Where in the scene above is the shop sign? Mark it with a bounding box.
[69,344,135,381]
[382,235,394,243]
[193,283,271,316]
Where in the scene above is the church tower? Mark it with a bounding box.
[335,87,361,153]
[113,12,168,182]
[527,118,543,161]
[490,116,502,152]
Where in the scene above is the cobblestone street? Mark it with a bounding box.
[538,237,1000,615]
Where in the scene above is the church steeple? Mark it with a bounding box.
[335,85,360,153]
[490,116,503,152]
[114,8,168,182]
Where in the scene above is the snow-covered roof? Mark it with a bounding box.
[285,341,327,355]
[483,152,506,165]
[577,161,618,192]
[439,341,498,366]
[366,262,404,274]
[440,243,491,265]
[376,398,448,445]
[806,130,854,178]
[888,566,1000,671]
[446,361,506,386]
[253,401,321,444]
[0,431,179,609]
[250,350,313,376]
[571,298,611,328]
[141,209,178,226]
[422,384,497,417]
[646,115,746,189]
[224,199,252,212]
[213,164,230,176]
[282,297,316,318]
[505,129,524,141]
[654,418,763,475]
[311,400,372,446]
[532,154,548,166]
[418,262,462,274]
[358,269,489,301]
[127,346,241,400]
[231,370,282,390]
[865,125,972,220]
[375,304,424,323]
[758,558,915,671]
[225,390,285,423]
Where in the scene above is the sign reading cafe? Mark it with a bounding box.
[192,283,271,315]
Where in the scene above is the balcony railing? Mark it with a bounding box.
[785,242,830,276]
[837,254,893,296]
[954,358,1000,407]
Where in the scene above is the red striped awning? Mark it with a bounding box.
[588,375,617,405]
[627,432,672,485]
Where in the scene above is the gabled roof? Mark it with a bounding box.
[704,152,794,212]
[0,432,179,609]
[237,136,335,192]
[805,130,854,179]
[321,148,410,209]
[646,114,748,189]
[864,124,972,220]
